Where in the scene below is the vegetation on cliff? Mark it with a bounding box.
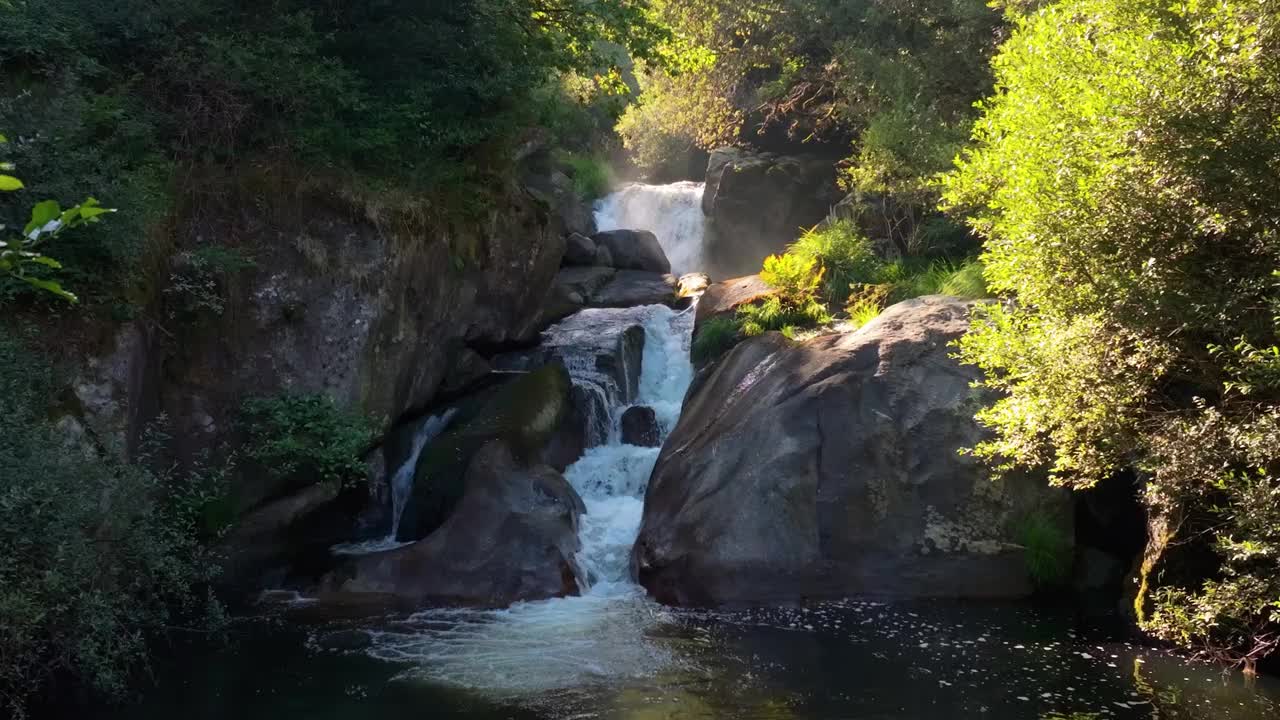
[946,0,1280,669]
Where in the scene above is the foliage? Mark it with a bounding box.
[554,150,614,199]
[163,246,255,319]
[845,297,885,330]
[620,0,1002,248]
[786,220,883,305]
[945,0,1280,665]
[0,0,675,304]
[0,335,228,718]
[0,134,114,303]
[738,252,831,336]
[1016,511,1072,588]
[692,315,742,365]
[240,393,373,492]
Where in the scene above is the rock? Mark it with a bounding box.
[701,147,839,279]
[564,232,598,266]
[677,272,710,298]
[591,230,671,274]
[219,480,343,584]
[555,266,618,299]
[398,363,573,541]
[621,406,661,447]
[694,274,776,334]
[324,441,585,607]
[593,243,614,268]
[591,271,680,308]
[632,295,1073,606]
[440,347,492,397]
[73,322,153,458]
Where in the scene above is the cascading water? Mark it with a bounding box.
[331,409,456,556]
[353,184,705,696]
[594,182,706,276]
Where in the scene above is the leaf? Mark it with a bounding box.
[0,175,23,191]
[25,200,61,237]
[22,277,78,303]
[28,255,63,269]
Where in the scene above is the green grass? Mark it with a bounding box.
[692,315,742,365]
[554,150,613,199]
[1016,510,1072,588]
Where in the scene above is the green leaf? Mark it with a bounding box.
[28,255,63,269]
[25,200,61,237]
[22,277,78,303]
[0,175,23,191]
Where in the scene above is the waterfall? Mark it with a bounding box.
[564,305,694,594]
[357,181,706,694]
[331,409,456,556]
[594,182,707,276]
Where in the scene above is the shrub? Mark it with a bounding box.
[0,335,228,718]
[944,0,1280,665]
[240,393,373,494]
[787,220,883,306]
[1015,511,1072,588]
[554,150,613,199]
[692,315,741,365]
[739,253,831,336]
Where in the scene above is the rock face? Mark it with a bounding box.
[325,441,585,607]
[632,296,1072,606]
[591,230,671,274]
[399,364,573,541]
[621,406,660,447]
[701,147,839,279]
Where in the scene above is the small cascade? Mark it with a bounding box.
[564,304,694,593]
[331,409,456,556]
[594,182,707,276]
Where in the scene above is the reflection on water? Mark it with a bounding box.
[101,600,1279,720]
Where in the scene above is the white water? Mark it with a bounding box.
[594,181,707,276]
[354,182,707,696]
[331,409,456,556]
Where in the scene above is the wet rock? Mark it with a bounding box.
[633,295,1072,606]
[701,147,839,279]
[324,441,585,608]
[621,406,660,447]
[677,272,711,298]
[399,364,573,541]
[593,243,614,268]
[555,266,618,299]
[591,229,671,274]
[564,232,598,266]
[440,347,492,397]
[591,271,680,308]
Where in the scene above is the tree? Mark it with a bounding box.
[944,0,1280,669]
[0,134,112,303]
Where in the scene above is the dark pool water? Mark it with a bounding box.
[98,599,1279,720]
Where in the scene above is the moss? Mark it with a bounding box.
[398,363,571,540]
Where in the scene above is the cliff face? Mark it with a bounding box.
[63,166,581,586]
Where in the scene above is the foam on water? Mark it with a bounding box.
[594,182,707,276]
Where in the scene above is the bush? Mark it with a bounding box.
[240,393,373,495]
[0,335,228,718]
[692,315,741,365]
[1016,511,1072,588]
[945,0,1280,666]
[554,150,613,199]
[787,221,883,306]
[739,253,832,336]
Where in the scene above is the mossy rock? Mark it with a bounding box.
[397,363,571,541]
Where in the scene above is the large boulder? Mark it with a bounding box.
[323,441,585,607]
[563,232,599,266]
[621,406,661,447]
[632,296,1072,606]
[398,364,572,541]
[591,229,671,274]
[591,271,680,308]
[701,147,839,279]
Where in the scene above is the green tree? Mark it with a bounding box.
[944,0,1280,669]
